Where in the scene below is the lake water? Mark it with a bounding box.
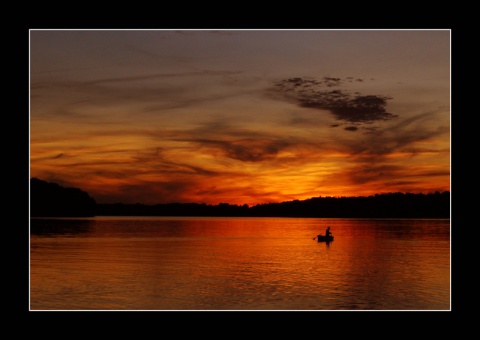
[29,216,450,311]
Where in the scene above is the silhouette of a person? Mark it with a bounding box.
[325,226,331,238]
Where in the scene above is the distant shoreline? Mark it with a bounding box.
[31,215,451,219]
[30,196,452,218]
[30,178,450,219]
[92,192,450,218]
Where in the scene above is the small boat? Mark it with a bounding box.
[316,235,334,242]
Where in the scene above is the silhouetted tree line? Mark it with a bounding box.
[97,202,251,217]
[246,192,450,218]
[30,178,96,217]
[97,192,450,218]
[31,178,450,218]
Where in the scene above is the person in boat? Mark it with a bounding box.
[325,226,331,238]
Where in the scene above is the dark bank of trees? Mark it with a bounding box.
[30,178,96,217]
[96,192,450,218]
[96,202,251,217]
[247,192,450,218]
[30,178,450,218]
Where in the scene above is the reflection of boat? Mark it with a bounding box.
[316,235,334,242]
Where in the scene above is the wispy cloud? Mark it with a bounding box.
[170,120,300,163]
[82,70,243,86]
[30,68,249,121]
[175,137,294,163]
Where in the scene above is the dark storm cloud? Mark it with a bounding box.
[271,77,398,128]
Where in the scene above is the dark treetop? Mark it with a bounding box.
[30,178,96,217]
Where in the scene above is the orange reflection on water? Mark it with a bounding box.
[30,217,450,310]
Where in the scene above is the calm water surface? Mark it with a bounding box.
[30,217,450,311]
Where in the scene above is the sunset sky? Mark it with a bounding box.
[29,29,450,206]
